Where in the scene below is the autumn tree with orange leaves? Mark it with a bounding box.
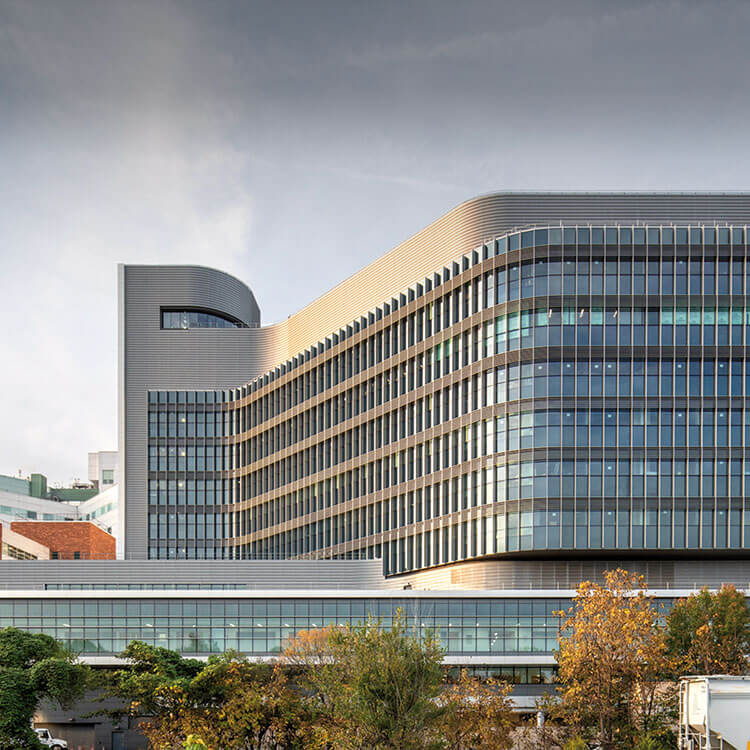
[437,668,516,750]
[104,642,320,749]
[556,569,676,750]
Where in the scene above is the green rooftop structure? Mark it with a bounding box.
[46,486,98,502]
[0,472,97,503]
[30,473,47,498]
[0,474,30,496]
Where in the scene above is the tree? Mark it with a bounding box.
[666,585,750,675]
[0,627,89,750]
[437,668,516,750]
[283,611,446,749]
[183,736,207,750]
[103,641,204,749]
[107,639,204,719]
[281,627,343,745]
[182,653,317,750]
[556,569,671,750]
[103,640,204,747]
[106,642,317,750]
[511,693,574,750]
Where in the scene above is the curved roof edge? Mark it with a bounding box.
[255,191,750,368]
[119,263,261,326]
[123,194,750,381]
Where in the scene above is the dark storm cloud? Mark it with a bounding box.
[1,0,749,483]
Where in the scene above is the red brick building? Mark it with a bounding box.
[10,521,115,560]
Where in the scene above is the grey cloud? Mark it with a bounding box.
[1,0,750,483]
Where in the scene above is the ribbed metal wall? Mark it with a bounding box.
[119,265,262,559]
[0,559,389,590]
[3,556,748,592]
[395,558,750,590]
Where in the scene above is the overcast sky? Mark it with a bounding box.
[2,0,750,486]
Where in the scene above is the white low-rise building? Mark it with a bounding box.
[78,484,119,540]
[0,523,50,560]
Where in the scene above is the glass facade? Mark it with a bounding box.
[0,595,566,657]
[0,504,75,521]
[454,665,557,684]
[146,225,750,574]
[161,309,246,330]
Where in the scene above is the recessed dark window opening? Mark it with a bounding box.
[161,309,247,329]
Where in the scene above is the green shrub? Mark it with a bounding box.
[633,729,678,750]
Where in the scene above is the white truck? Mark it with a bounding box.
[679,675,750,750]
[34,727,68,750]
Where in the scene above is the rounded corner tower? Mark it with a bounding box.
[117,263,262,559]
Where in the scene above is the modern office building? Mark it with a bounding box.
[0,470,97,503]
[121,193,750,580]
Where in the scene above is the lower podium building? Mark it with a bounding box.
[10,192,750,745]
[9,557,750,748]
[8,560,750,708]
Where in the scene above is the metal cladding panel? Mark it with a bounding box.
[394,558,750,591]
[0,559,390,589]
[120,265,263,559]
[672,559,750,587]
[1,556,747,593]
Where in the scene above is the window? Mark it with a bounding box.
[73,551,81,560]
[51,551,58,560]
[2,543,37,560]
[161,309,247,329]
[102,470,114,485]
